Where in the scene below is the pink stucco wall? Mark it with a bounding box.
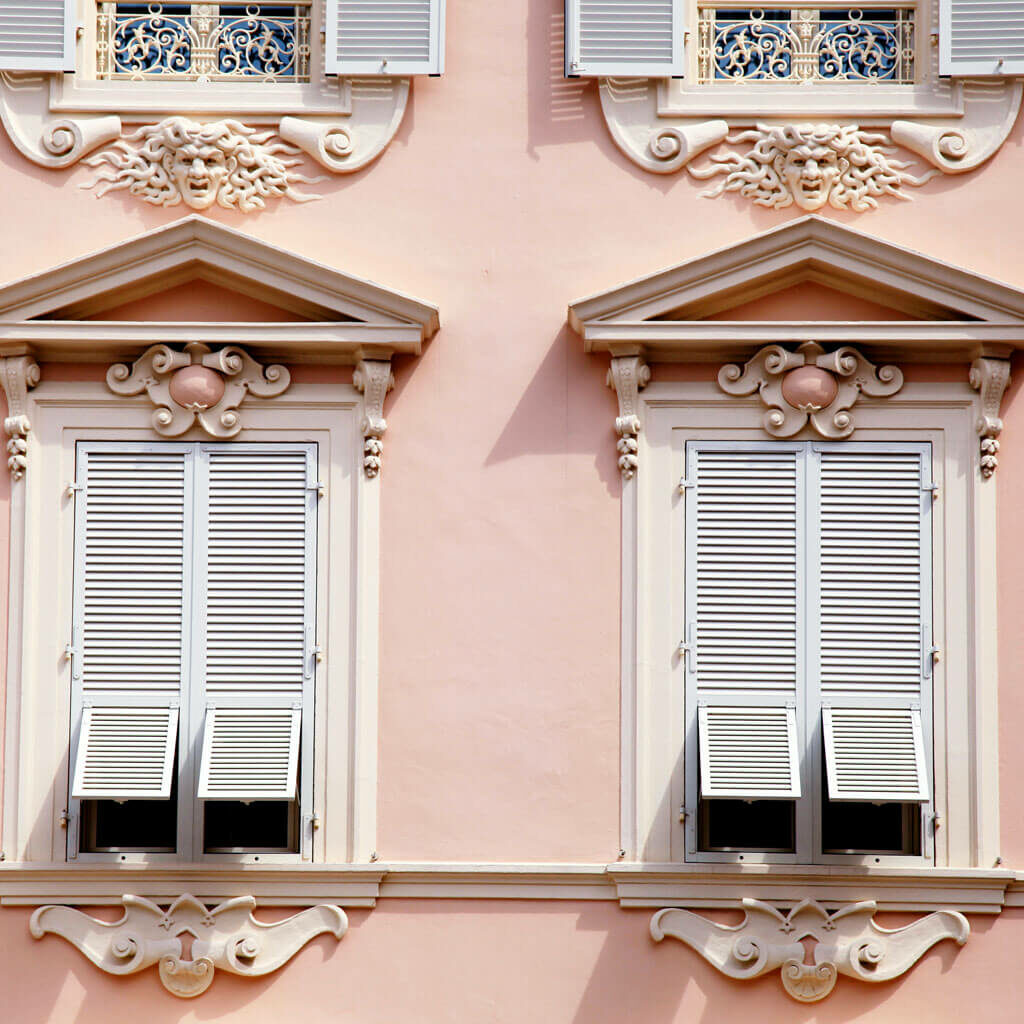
[1,0,1024,1017]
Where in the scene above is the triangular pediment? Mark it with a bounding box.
[0,216,439,364]
[569,217,1024,362]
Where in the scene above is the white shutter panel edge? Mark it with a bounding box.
[940,0,1024,76]
[699,705,801,800]
[823,706,930,803]
[566,0,686,78]
[0,0,75,72]
[325,0,446,76]
[198,706,302,800]
[71,705,179,800]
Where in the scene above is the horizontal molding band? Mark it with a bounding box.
[0,863,1015,913]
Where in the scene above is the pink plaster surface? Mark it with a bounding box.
[0,903,1020,1023]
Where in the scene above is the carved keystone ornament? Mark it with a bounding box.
[107,341,290,438]
[652,898,969,1003]
[719,341,903,438]
[30,894,347,998]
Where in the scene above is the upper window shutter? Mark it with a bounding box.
[940,0,1024,75]
[70,447,190,800]
[565,0,685,77]
[195,446,316,801]
[0,0,75,72]
[325,0,445,76]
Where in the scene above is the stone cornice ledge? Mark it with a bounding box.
[0,863,1014,914]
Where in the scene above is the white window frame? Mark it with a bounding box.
[624,381,998,876]
[682,438,935,868]
[4,378,380,868]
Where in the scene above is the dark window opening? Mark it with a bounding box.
[698,798,796,853]
[80,773,178,853]
[203,800,297,854]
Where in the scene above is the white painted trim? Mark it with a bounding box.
[0,863,1013,912]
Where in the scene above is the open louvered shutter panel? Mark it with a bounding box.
[70,446,189,800]
[566,0,685,77]
[0,0,74,71]
[699,705,801,799]
[940,0,1024,75]
[325,0,445,75]
[196,446,315,800]
[823,707,929,802]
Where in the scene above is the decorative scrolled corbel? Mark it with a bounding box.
[970,356,1012,478]
[353,359,395,478]
[107,341,290,438]
[607,355,651,479]
[719,341,903,439]
[651,898,969,1003]
[0,355,41,481]
[30,894,347,999]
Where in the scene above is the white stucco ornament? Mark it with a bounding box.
[107,341,290,438]
[689,124,935,211]
[82,117,322,211]
[652,898,969,1003]
[719,341,903,438]
[30,894,347,998]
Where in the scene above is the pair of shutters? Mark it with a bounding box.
[70,444,316,804]
[0,1,445,75]
[561,0,1024,77]
[688,443,932,805]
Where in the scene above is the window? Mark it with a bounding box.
[67,441,318,861]
[684,441,933,863]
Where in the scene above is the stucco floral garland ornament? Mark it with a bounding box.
[107,341,290,438]
[969,356,1012,478]
[652,899,969,1003]
[688,124,937,211]
[719,340,903,438]
[81,116,322,211]
[30,894,347,998]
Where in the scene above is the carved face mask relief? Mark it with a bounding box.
[777,145,841,211]
[169,143,230,209]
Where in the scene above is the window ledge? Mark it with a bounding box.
[0,862,1015,914]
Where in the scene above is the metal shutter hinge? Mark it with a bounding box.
[308,480,325,498]
[65,480,84,497]
[678,477,695,494]
[922,481,939,498]
[678,805,688,822]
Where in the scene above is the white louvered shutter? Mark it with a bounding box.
[699,705,801,799]
[0,0,74,71]
[566,0,685,77]
[940,0,1024,75]
[823,707,929,802]
[70,447,190,800]
[686,445,803,800]
[195,446,316,800]
[325,0,445,75]
[813,446,932,803]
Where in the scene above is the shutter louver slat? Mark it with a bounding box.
[699,705,801,799]
[694,451,799,694]
[823,707,929,802]
[940,0,1024,74]
[325,0,444,75]
[567,0,684,77]
[72,706,179,800]
[817,452,926,699]
[0,0,73,71]
[198,707,301,800]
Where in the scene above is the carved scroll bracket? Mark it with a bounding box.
[353,359,395,478]
[31,894,347,999]
[107,341,290,438]
[607,355,651,480]
[652,898,969,1003]
[719,341,903,439]
[970,356,1012,478]
[0,355,41,481]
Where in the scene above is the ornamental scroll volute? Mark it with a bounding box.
[107,341,290,438]
[718,341,903,438]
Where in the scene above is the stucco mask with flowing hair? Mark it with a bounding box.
[688,124,937,212]
[82,116,322,212]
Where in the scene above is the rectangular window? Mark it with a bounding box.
[68,441,318,861]
[683,441,933,863]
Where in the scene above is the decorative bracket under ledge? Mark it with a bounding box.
[969,356,1012,478]
[353,358,395,478]
[607,355,651,479]
[0,355,40,481]
[651,898,969,1003]
[30,893,347,998]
